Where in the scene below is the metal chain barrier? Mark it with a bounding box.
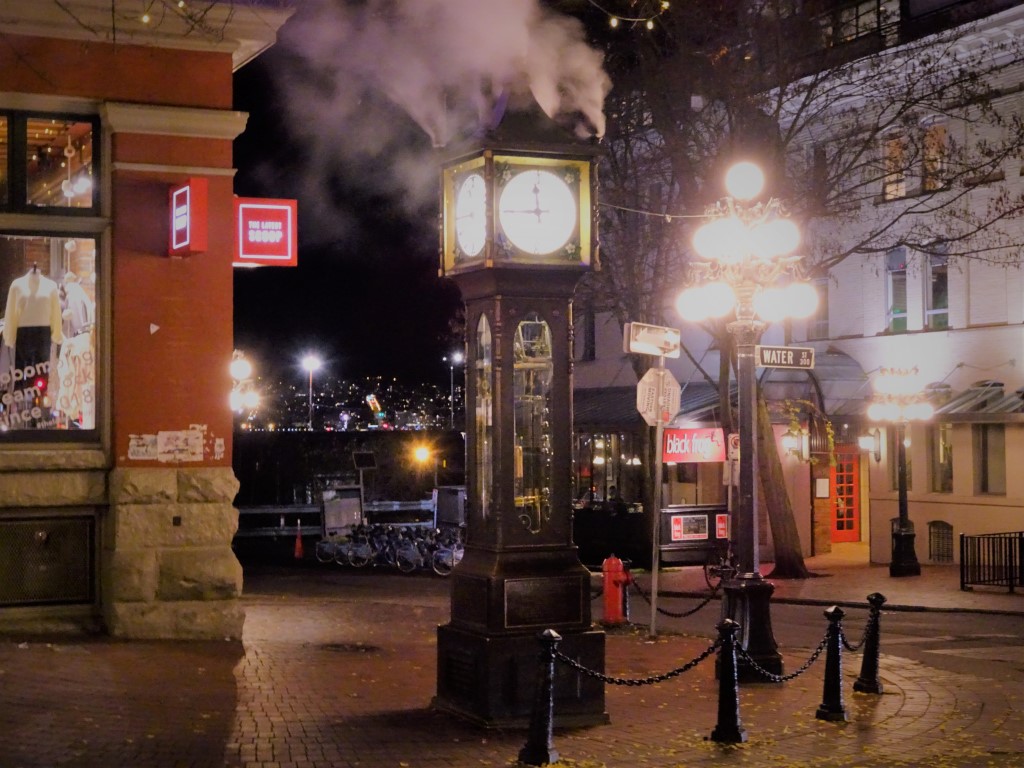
[630,578,719,618]
[554,639,720,686]
[737,634,828,683]
[841,627,864,652]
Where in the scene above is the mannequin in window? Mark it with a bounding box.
[3,265,64,421]
[60,271,94,338]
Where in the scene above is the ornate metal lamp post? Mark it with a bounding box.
[867,367,934,577]
[433,107,606,727]
[676,162,817,678]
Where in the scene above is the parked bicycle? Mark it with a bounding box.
[431,526,465,577]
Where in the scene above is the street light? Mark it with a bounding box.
[444,351,464,429]
[413,444,439,488]
[676,161,817,677]
[229,350,260,415]
[867,366,934,577]
[301,354,322,430]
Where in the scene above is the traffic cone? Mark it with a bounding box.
[294,518,304,560]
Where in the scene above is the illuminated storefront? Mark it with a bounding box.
[0,4,294,637]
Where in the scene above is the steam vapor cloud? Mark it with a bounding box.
[261,0,611,246]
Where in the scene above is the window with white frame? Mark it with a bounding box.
[925,251,949,330]
[0,109,101,439]
[885,247,908,333]
[882,133,906,200]
[973,423,1005,495]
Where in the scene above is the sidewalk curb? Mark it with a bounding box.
[659,589,1024,617]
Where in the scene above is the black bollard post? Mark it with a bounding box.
[816,605,848,722]
[518,629,562,766]
[710,619,748,743]
[854,592,886,695]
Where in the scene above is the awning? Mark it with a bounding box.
[573,381,733,431]
[931,380,1024,423]
[760,345,872,418]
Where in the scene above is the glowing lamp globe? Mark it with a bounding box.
[725,162,765,201]
[229,357,252,381]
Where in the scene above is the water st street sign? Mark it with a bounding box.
[755,345,815,370]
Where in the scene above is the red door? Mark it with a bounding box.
[830,448,860,543]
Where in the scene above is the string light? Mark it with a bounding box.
[587,0,670,31]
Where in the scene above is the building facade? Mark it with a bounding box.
[0,2,293,637]
[574,0,1024,568]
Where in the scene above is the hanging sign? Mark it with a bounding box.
[168,178,208,257]
[662,427,726,463]
[233,197,298,267]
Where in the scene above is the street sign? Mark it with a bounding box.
[623,322,681,358]
[755,345,815,370]
[637,368,682,426]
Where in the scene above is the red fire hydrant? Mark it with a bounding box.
[602,554,631,626]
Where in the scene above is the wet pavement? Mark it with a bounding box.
[0,544,1021,768]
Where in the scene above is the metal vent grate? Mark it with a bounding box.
[929,520,954,563]
[0,514,95,606]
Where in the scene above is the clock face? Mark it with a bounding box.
[454,173,487,257]
[498,169,576,255]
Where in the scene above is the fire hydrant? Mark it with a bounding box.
[602,554,631,626]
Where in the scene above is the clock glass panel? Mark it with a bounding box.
[454,173,487,257]
[498,170,576,255]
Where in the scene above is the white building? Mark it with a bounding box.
[574,0,1024,571]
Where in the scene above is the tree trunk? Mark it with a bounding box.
[756,391,810,579]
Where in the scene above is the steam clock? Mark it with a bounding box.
[433,108,606,728]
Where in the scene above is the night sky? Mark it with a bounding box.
[230,1,609,385]
[231,46,463,385]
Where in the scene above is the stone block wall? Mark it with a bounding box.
[103,467,243,639]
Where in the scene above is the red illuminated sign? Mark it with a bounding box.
[168,178,208,257]
[662,427,726,463]
[716,514,729,540]
[234,197,298,267]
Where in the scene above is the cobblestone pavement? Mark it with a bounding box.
[0,557,1021,768]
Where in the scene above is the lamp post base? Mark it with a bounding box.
[890,530,921,577]
[720,575,783,683]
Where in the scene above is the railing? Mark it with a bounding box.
[960,531,1024,593]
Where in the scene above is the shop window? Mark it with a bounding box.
[925,251,948,330]
[0,235,97,435]
[973,424,1005,495]
[0,108,100,442]
[1,112,99,214]
[929,422,952,493]
[882,133,906,200]
[885,247,908,333]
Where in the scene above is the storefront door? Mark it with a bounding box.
[830,447,860,543]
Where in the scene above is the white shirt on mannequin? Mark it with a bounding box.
[3,268,64,348]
